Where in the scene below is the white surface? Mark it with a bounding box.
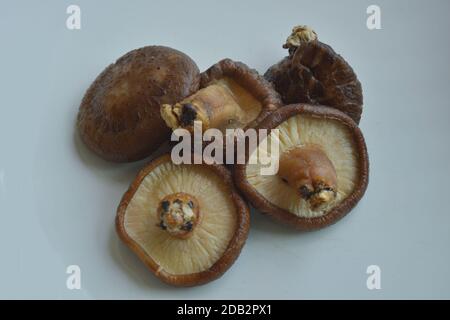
[1,0,450,299]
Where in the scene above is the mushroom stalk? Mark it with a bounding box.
[283,25,317,55]
[278,145,337,209]
[157,192,200,239]
[161,83,244,132]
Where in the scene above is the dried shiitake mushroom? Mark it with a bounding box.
[161,59,281,134]
[265,26,363,123]
[77,46,200,162]
[234,104,369,230]
[116,154,250,286]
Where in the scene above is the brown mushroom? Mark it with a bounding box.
[116,154,250,286]
[234,104,369,230]
[161,59,281,135]
[265,26,363,123]
[77,46,200,162]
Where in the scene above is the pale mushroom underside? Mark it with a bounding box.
[124,161,237,275]
[245,114,359,218]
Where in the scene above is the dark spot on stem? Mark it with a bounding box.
[299,186,313,199]
[180,103,197,127]
[161,200,170,212]
[182,221,193,231]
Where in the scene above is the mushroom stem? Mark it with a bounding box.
[161,83,244,132]
[283,25,318,55]
[278,145,337,209]
[157,192,200,239]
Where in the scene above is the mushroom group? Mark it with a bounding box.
[77,25,369,286]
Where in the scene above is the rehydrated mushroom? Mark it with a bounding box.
[116,154,250,286]
[265,26,363,123]
[234,104,369,230]
[161,59,281,134]
[77,46,200,162]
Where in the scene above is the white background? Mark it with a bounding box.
[0,0,449,299]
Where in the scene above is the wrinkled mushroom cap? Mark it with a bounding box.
[234,104,369,230]
[77,46,200,162]
[265,29,363,123]
[116,154,250,286]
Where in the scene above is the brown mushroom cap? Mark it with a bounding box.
[161,59,281,134]
[265,28,363,124]
[234,104,369,230]
[77,46,200,162]
[116,154,250,286]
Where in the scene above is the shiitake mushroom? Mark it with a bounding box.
[116,154,250,286]
[77,46,200,162]
[78,30,369,286]
[265,26,363,123]
[234,104,369,230]
[161,59,281,135]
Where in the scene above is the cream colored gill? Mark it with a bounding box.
[245,114,359,218]
[124,161,237,275]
